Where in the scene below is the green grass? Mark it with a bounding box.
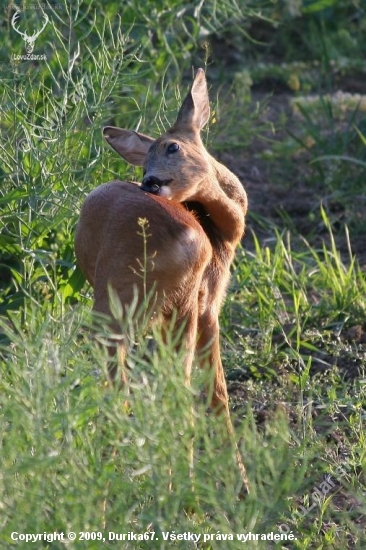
[1,1,365,548]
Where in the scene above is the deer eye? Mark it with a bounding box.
[167,142,180,154]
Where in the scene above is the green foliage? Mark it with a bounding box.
[1,304,364,547]
[223,218,366,380]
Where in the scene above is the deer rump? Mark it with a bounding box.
[75,180,212,324]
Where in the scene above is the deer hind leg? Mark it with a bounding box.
[159,258,208,495]
[92,276,162,391]
[161,306,199,492]
[197,312,250,494]
[162,304,198,386]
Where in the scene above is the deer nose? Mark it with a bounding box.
[141,176,162,194]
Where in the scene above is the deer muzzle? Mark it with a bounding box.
[141,176,172,195]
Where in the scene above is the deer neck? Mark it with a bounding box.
[193,154,247,248]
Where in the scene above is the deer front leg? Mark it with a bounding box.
[197,311,230,412]
[197,311,250,494]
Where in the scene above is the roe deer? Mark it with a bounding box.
[75,69,249,492]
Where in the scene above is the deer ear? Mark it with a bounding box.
[175,68,210,131]
[103,126,154,166]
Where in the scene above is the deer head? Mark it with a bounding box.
[11,11,49,54]
[103,69,212,203]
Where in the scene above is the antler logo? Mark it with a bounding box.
[11,11,49,54]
